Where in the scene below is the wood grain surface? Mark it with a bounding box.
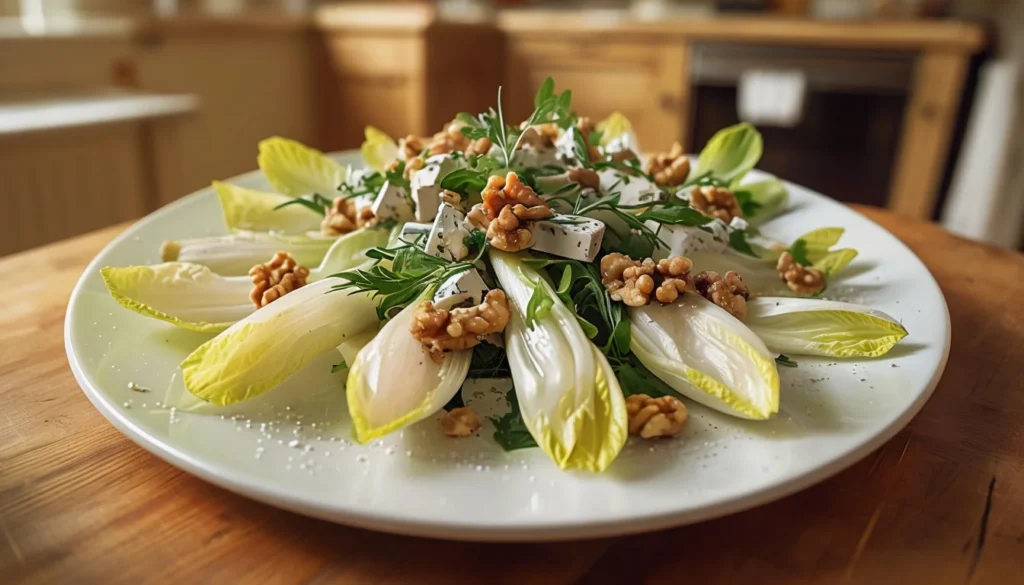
[1,207,1022,585]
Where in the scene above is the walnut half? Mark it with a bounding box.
[440,407,482,437]
[601,253,696,307]
[249,252,310,308]
[777,252,825,295]
[694,270,749,319]
[626,394,688,439]
[689,186,743,223]
[473,172,553,252]
[322,196,375,236]
[411,289,511,363]
[645,141,691,187]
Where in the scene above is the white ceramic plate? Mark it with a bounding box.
[65,152,950,541]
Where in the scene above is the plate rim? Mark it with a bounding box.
[63,154,952,542]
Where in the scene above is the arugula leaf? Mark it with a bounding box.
[775,354,798,368]
[728,228,756,256]
[525,282,554,328]
[789,239,812,266]
[490,388,538,451]
[733,189,762,217]
[467,343,511,379]
[439,155,502,195]
[636,205,713,227]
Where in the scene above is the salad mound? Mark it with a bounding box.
[102,78,907,473]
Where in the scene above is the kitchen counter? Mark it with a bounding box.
[0,89,197,136]
[2,206,1022,584]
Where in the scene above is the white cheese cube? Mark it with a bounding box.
[512,146,559,168]
[598,169,665,206]
[531,215,606,262]
[370,181,414,223]
[432,268,488,310]
[411,154,467,222]
[729,216,749,231]
[398,222,431,244]
[424,203,471,261]
[649,218,730,259]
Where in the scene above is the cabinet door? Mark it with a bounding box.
[319,35,426,150]
[504,38,690,151]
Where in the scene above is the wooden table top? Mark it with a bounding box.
[2,206,1022,585]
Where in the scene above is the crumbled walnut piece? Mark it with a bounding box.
[690,186,743,222]
[694,270,749,319]
[398,135,427,160]
[321,196,374,236]
[645,142,691,187]
[248,252,310,308]
[487,205,533,252]
[441,189,465,210]
[777,252,825,295]
[475,172,552,250]
[403,156,425,180]
[467,203,490,230]
[466,137,493,156]
[160,240,180,262]
[441,407,482,437]
[626,394,688,439]
[411,290,511,363]
[602,253,697,306]
[568,167,601,190]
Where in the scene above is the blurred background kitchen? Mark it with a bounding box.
[0,0,1020,257]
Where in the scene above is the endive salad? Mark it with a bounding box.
[102,79,907,473]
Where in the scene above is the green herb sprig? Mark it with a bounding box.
[458,77,572,167]
[273,193,333,216]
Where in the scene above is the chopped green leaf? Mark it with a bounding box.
[728,228,756,256]
[775,354,798,368]
[331,360,347,373]
[789,239,812,266]
[467,343,512,379]
[490,388,538,451]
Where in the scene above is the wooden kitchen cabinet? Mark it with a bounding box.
[504,37,690,151]
[316,4,501,151]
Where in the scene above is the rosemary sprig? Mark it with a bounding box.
[459,77,572,167]
[273,193,333,216]
[331,231,489,321]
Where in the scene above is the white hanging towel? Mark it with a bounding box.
[737,69,808,128]
[942,60,1023,249]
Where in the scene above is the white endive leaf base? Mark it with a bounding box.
[746,297,908,358]
[181,278,379,406]
[629,294,779,420]
[346,302,470,443]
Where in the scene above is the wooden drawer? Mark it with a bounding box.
[325,36,421,77]
[505,39,689,150]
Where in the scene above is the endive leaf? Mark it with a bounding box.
[101,263,251,333]
[111,228,385,332]
[346,302,471,443]
[596,111,639,153]
[813,248,858,276]
[733,178,788,225]
[799,227,845,261]
[361,126,399,172]
[745,297,908,358]
[181,278,379,406]
[161,232,334,276]
[491,250,628,472]
[628,294,779,420]
[257,136,346,197]
[694,122,763,184]
[214,180,321,234]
